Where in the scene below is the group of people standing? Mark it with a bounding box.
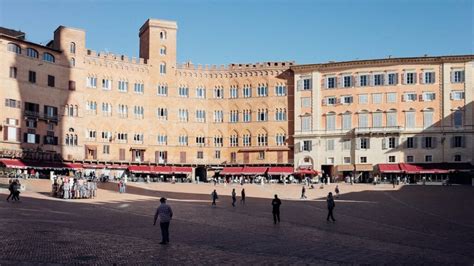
[211,188,246,206]
[52,177,98,199]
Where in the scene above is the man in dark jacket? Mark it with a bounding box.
[326,192,336,222]
[271,194,282,224]
[6,179,16,202]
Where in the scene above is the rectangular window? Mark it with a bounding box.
[358,94,368,104]
[423,111,433,128]
[423,137,433,148]
[9,67,17,78]
[360,156,367,163]
[302,140,312,151]
[342,96,353,104]
[179,109,188,122]
[243,110,251,122]
[157,108,168,120]
[405,72,416,84]
[406,155,414,162]
[454,155,461,162]
[425,155,433,162]
[326,77,336,89]
[301,116,311,132]
[326,139,335,151]
[258,151,265,160]
[373,74,384,86]
[406,137,415,148]
[301,97,311,108]
[196,110,206,123]
[215,150,221,159]
[28,71,36,83]
[388,137,397,148]
[326,97,336,105]
[197,151,204,159]
[214,87,224,99]
[358,113,368,128]
[343,76,352,88]
[372,93,382,104]
[343,157,351,164]
[178,135,188,146]
[156,151,168,164]
[359,75,368,86]
[405,112,415,128]
[243,134,251,146]
[387,73,397,85]
[360,138,369,149]
[386,92,397,103]
[386,112,397,127]
[451,91,465,100]
[388,156,396,163]
[257,85,268,97]
[404,93,417,102]
[452,136,464,148]
[424,72,435,84]
[303,78,312,91]
[47,75,55,87]
[452,70,465,83]
[5,99,21,108]
[343,139,351,150]
[326,115,335,131]
[103,145,110,154]
[422,92,436,101]
[230,152,237,163]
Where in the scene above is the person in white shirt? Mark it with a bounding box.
[153,197,173,245]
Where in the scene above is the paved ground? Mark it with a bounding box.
[0,179,473,265]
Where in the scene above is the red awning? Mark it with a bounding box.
[399,163,420,174]
[83,164,106,169]
[400,163,450,174]
[128,165,152,173]
[0,159,27,169]
[241,167,268,175]
[64,163,83,169]
[295,169,318,175]
[378,164,402,173]
[153,166,173,174]
[267,167,294,175]
[220,167,243,175]
[171,166,192,174]
[106,164,129,169]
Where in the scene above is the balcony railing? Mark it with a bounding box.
[24,111,59,123]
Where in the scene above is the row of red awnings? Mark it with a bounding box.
[0,159,191,173]
[378,163,473,174]
[219,166,316,176]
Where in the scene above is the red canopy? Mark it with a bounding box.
[106,164,129,169]
[83,164,106,169]
[267,167,294,175]
[241,167,268,175]
[220,167,243,175]
[128,165,173,174]
[378,164,402,173]
[295,169,318,175]
[0,159,27,169]
[399,163,450,174]
[64,163,83,169]
[171,166,192,174]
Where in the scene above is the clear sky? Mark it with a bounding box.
[0,0,472,65]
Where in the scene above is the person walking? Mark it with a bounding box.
[153,197,173,245]
[240,188,246,205]
[326,192,336,222]
[231,188,236,207]
[211,189,218,206]
[12,179,21,201]
[271,194,282,224]
[300,186,307,199]
[6,179,16,202]
[335,185,340,198]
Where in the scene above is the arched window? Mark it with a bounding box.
[70,42,76,54]
[65,134,70,145]
[423,108,434,128]
[43,52,55,63]
[160,31,167,40]
[160,46,166,55]
[73,134,78,146]
[70,58,75,67]
[7,43,21,54]
[26,48,38,58]
[160,62,166,74]
[326,112,336,131]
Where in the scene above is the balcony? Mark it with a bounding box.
[42,114,59,123]
[24,110,39,118]
[355,126,401,135]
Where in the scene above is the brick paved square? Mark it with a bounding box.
[0,179,473,264]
